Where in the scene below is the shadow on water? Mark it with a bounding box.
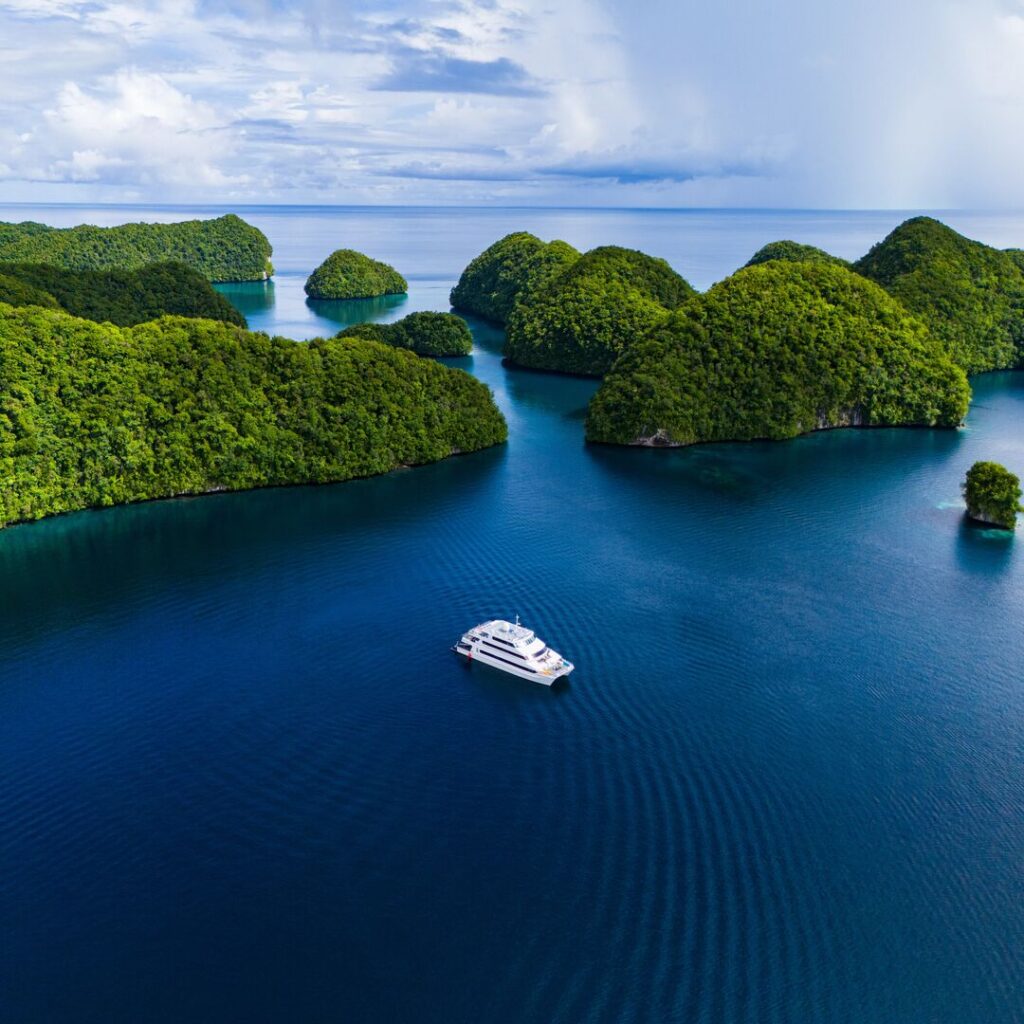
[460,660,574,706]
[305,294,409,331]
[0,446,507,652]
[955,516,1017,573]
[215,280,275,319]
[502,367,598,419]
[586,441,768,504]
[586,423,968,507]
[460,314,505,356]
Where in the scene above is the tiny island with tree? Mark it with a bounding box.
[962,461,1023,530]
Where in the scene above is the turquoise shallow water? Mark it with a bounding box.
[1,206,1022,1023]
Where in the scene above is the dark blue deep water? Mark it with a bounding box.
[1,206,1023,1024]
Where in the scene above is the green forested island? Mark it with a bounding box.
[0,215,273,282]
[586,261,970,447]
[0,304,506,529]
[854,217,1024,374]
[449,232,580,325]
[305,250,407,300]
[504,246,696,375]
[962,461,1022,529]
[0,262,245,327]
[0,273,62,310]
[745,240,850,268]
[337,312,472,356]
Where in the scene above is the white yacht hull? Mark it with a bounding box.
[454,645,572,684]
[452,619,574,685]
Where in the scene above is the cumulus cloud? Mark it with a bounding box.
[0,0,1022,204]
[39,70,244,186]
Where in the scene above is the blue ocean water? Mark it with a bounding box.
[0,205,1022,1024]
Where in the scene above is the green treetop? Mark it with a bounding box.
[962,461,1023,529]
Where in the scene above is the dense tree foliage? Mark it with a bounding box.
[0,214,273,282]
[0,305,506,528]
[449,232,581,325]
[337,311,472,356]
[504,246,696,376]
[0,273,60,310]
[962,461,1022,529]
[854,217,1024,374]
[586,262,970,447]
[745,240,850,268]
[0,262,245,327]
[305,250,407,300]
[1006,249,1024,274]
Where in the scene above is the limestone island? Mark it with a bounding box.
[962,461,1023,530]
[854,217,1024,374]
[0,261,245,327]
[0,214,273,282]
[585,261,970,447]
[0,304,506,530]
[504,245,696,376]
[305,250,407,300]
[337,312,472,356]
[449,232,580,326]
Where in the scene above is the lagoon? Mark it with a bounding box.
[1,205,1022,1023]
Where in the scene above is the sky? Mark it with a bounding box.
[1,0,1024,207]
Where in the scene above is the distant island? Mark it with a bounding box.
[963,461,1022,529]
[337,312,472,356]
[0,261,245,327]
[0,214,273,282]
[744,240,850,269]
[0,305,506,530]
[305,249,407,300]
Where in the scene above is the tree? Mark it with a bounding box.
[962,461,1023,529]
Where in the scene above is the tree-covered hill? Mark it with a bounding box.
[853,217,1024,374]
[0,262,245,327]
[0,214,273,282]
[0,305,506,529]
[0,273,61,310]
[745,240,850,268]
[305,250,407,300]
[504,246,696,376]
[449,232,580,325]
[586,261,970,447]
[337,312,472,356]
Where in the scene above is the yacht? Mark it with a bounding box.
[452,617,574,684]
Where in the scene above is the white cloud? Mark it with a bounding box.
[0,0,1022,205]
[40,71,245,186]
